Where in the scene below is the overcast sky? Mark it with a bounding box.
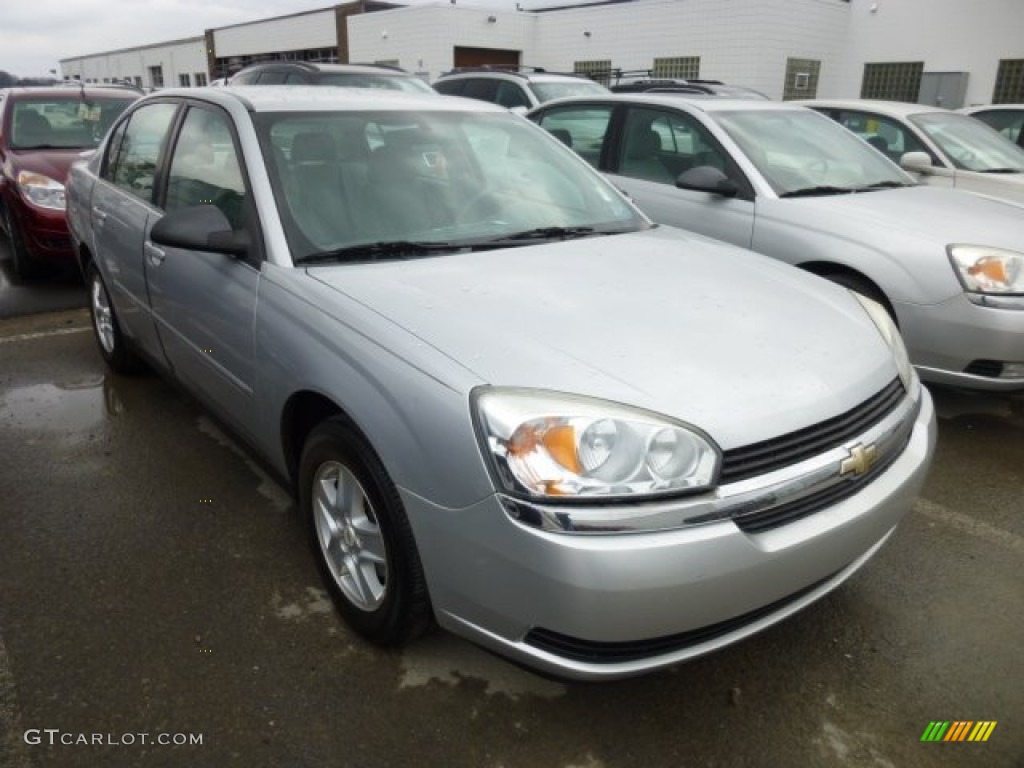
[0,0,580,77]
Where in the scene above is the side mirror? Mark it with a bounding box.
[675,166,739,198]
[899,151,933,172]
[508,105,529,116]
[150,204,249,256]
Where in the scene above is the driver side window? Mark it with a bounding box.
[618,107,731,184]
[165,106,247,230]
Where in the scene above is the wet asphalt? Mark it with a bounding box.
[0,261,1022,767]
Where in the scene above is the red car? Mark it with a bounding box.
[0,86,138,278]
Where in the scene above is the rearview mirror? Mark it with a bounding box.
[150,205,249,256]
[899,151,933,172]
[675,166,739,198]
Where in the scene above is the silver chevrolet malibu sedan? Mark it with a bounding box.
[66,87,935,680]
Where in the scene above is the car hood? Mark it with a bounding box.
[308,228,899,450]
[764,186,1024,247]
[6,148,88,184]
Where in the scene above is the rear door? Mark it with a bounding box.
[90,100,180,360]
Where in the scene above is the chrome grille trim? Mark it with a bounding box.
[499,384,920,534]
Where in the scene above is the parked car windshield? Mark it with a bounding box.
[9,95,136,150]
[317,73,435,94]
[712,108,914,196]
[529,80,609,103]
[256,109,646,261]
[909,112,1024,172]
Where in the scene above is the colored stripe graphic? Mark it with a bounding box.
[968,722,997,742]
[921,721,996,742]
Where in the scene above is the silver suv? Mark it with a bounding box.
[433,66,608,109]
[229,61,435,94]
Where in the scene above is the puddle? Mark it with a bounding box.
[930,387,1024,425]
[0,376,125,440]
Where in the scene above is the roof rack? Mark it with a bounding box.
[440,65,591,80]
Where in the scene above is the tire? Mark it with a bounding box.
[2,204,36,280]
[300,417,432,646]
[87,263,141,374]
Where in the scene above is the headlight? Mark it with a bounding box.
[17,171,66,210]
[473,388,720,501]
[851,292,915,391]
[948,245,1024,295]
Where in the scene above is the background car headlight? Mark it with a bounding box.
[17,170,66,210]
[948,245,1024,295]
[473,388,720,501]
[851,292,916,391]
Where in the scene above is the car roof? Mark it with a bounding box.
[792,99,949,117]
[962,103,1024,112]
[236,62,413,76]
[437,68,589,83]
[533,92,801,114]
[136,85,506,114]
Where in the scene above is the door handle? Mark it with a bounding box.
[144,242,166,267]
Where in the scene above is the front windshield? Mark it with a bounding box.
[909,112,1024,172]
[256,109,645,261]
[10,96,136,150]
[530,80,609,103]
[317,73,435,94]
[712,108,915,196]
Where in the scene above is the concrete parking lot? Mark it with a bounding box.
[1,266,1022,766]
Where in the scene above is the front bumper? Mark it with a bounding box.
[897,293,1024,391]
[6,194,74,261]
[404,387,936,680]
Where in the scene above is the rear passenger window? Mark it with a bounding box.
[107,102,178,202]
[536,106,613,168]
[495,82,530,109]
[257,71,287,85]
[165,107,247,229]
[433,80,465,96]
[461,79,499,103]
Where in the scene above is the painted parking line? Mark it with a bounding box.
[915,498,1024,556]
[0,326,92,345]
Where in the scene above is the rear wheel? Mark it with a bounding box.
[300,417,432,646]
[87,263,141,374]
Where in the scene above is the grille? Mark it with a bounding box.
[733,430,912,534]
[964,360,1004,378]
[524,570,838,664]
[719,378,905,485]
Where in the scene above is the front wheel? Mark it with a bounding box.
[2,204,36,280]
[87,263,141,374]
[299,417,432,646]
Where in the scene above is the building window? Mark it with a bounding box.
[783,58,821,100]
[993,59,1024,104]
[148,65,164,89]
[195,73,207,87]
[652,56,700,80]
[860,62,923,103]
[574,59,612,86]
[179,73,191,87]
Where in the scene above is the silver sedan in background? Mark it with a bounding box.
[530,95,1024,391]
[67,87,934,680]
[799,98,1024,204]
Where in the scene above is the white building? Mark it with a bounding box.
[60,37,210,89]
[60,0,1024,107]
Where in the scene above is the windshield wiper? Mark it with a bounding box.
[977,167,1024,174]
[857,180,914,190]
[489,226,597,242]
[779,185,859,198]
[295,240,465,265]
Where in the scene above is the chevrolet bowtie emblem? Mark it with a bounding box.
[840,443,879,477]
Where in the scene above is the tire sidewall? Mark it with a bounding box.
[87,263,136,373]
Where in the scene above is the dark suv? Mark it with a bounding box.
[228,62,435,94]
[0,86,138,277]
[610,76,768,100]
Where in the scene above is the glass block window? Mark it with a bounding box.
[993,59,1024,104]
[652,56,700,80]
[574,59,613,86]
[783,58,821,100]
[860,62,923,103]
